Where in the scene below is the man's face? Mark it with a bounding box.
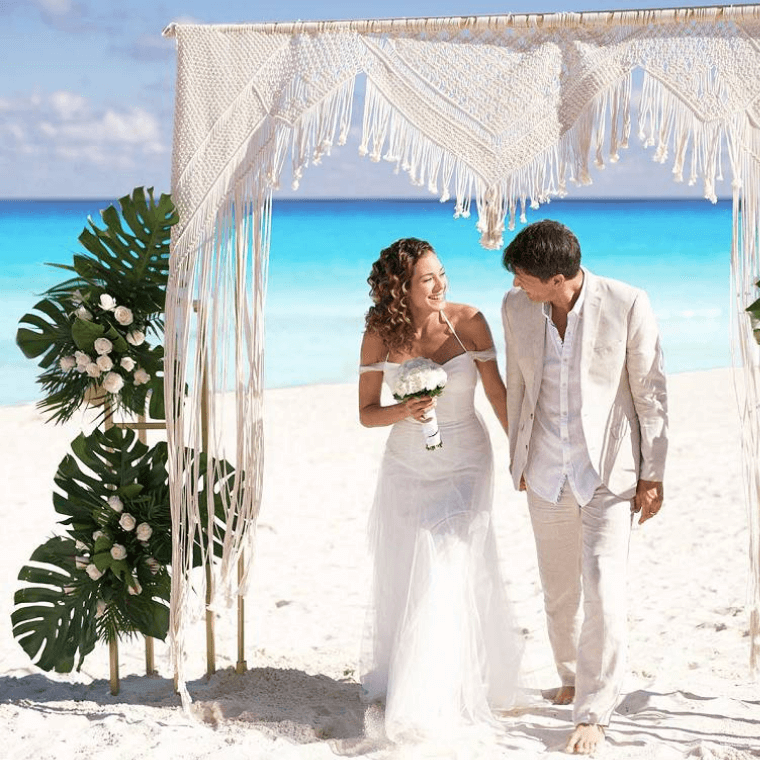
[512,267,560,303]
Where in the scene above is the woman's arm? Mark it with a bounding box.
[358,331,435,428]
[456,308,508,435]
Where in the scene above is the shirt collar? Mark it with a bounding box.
[541,267,587,321]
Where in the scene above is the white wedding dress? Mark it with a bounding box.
[359,326,523,744]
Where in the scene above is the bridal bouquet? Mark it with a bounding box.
[393,357,447,450]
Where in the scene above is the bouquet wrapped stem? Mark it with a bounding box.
[392,358,447,451]
[420,408,442,450]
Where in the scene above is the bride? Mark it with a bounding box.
[358,237,523,743]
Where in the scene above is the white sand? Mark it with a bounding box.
[1,368,758,759]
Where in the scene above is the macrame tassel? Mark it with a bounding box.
[639,71,728,203]
[291,77,356,187]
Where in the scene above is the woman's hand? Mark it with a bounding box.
[403,395,436,422]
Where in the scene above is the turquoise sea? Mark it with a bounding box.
[0,198,733,406]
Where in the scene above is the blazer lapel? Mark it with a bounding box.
[580,269,602,396]
[520,297,546,402]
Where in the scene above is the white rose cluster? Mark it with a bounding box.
[392,357,447,399]
[63,291,150,397]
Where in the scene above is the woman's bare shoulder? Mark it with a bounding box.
[360,329,387,364]
[444,303,493,348]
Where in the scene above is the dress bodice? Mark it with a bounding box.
[381,352,482,426]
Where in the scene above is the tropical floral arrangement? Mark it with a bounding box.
[393,357,447,450]
[11,427,233,673]
[16,188,177,423]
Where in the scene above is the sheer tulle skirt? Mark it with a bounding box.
[360,413,523,743]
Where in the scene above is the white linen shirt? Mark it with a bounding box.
[525,275,601,505]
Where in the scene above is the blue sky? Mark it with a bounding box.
[0,0,734,200]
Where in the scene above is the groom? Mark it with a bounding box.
[501,220,668,755]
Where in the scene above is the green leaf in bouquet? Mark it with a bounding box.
[71,317,106,352]
[119,595,169,641]
[148,375,165,419]
[16,297,73,364]
[102,324,130,353]
[109,559,129,580]
[120,483,144,499]
[746,295,760,319]
[93,535,112,553]
[11,536,98,672]
[92,551,113,572]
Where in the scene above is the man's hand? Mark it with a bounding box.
[632,479,663,524]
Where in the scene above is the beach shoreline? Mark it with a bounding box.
[2,367,758,759]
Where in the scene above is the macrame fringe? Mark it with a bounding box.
[360,71,636,249]
[165,80,357,707]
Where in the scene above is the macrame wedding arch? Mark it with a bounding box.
[162,4,760,703]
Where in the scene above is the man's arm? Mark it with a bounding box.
[626,290,668,522]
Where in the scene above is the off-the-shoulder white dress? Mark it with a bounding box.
[359,320,523,743]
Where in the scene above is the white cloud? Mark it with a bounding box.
[50,90,87,120]
[0,91,167,171]
[35,0,75,15]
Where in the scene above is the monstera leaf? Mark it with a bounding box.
[12,536,99,673]
[74,187,176,322]
[15,187,177,423]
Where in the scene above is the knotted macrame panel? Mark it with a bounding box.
[164,7,760,703]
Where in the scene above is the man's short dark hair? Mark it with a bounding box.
[502,220,581,281]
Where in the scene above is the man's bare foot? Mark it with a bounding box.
[565,723,605,755]
[553,685,575,705]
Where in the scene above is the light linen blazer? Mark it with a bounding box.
[502,269,668,499]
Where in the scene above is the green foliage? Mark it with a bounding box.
[12,427,236,673]
[15,187,177,423]
[12,536,98,673]
[746,280,760,344]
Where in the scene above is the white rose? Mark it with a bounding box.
[75,305,92,321]
[145,557,160,575]
[59,355,76,371]
[75,365,87,373]
[114,306,134,326]
[126,330,145,346]
[74,351,90,367]
[96,354,113,372]
[119,513,136,531]
[85,362,101,378]
[93,530,105,541]
[128,579,143,596]
[75,555,88,569]
[85,564,103,580]
[120,356,136,371]
[133,367,150,386]
[107,495,123,512]
[136,522,153,541]
[93,337,113,355]
[75,539,88,551]
[99,293,117,311]
[95,599,107,618]
[64,586,76,595]
[110,544,127,561]
[71,289,83,305]
[102,371,125,394]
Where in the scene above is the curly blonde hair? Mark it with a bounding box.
[365,237,435,353]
